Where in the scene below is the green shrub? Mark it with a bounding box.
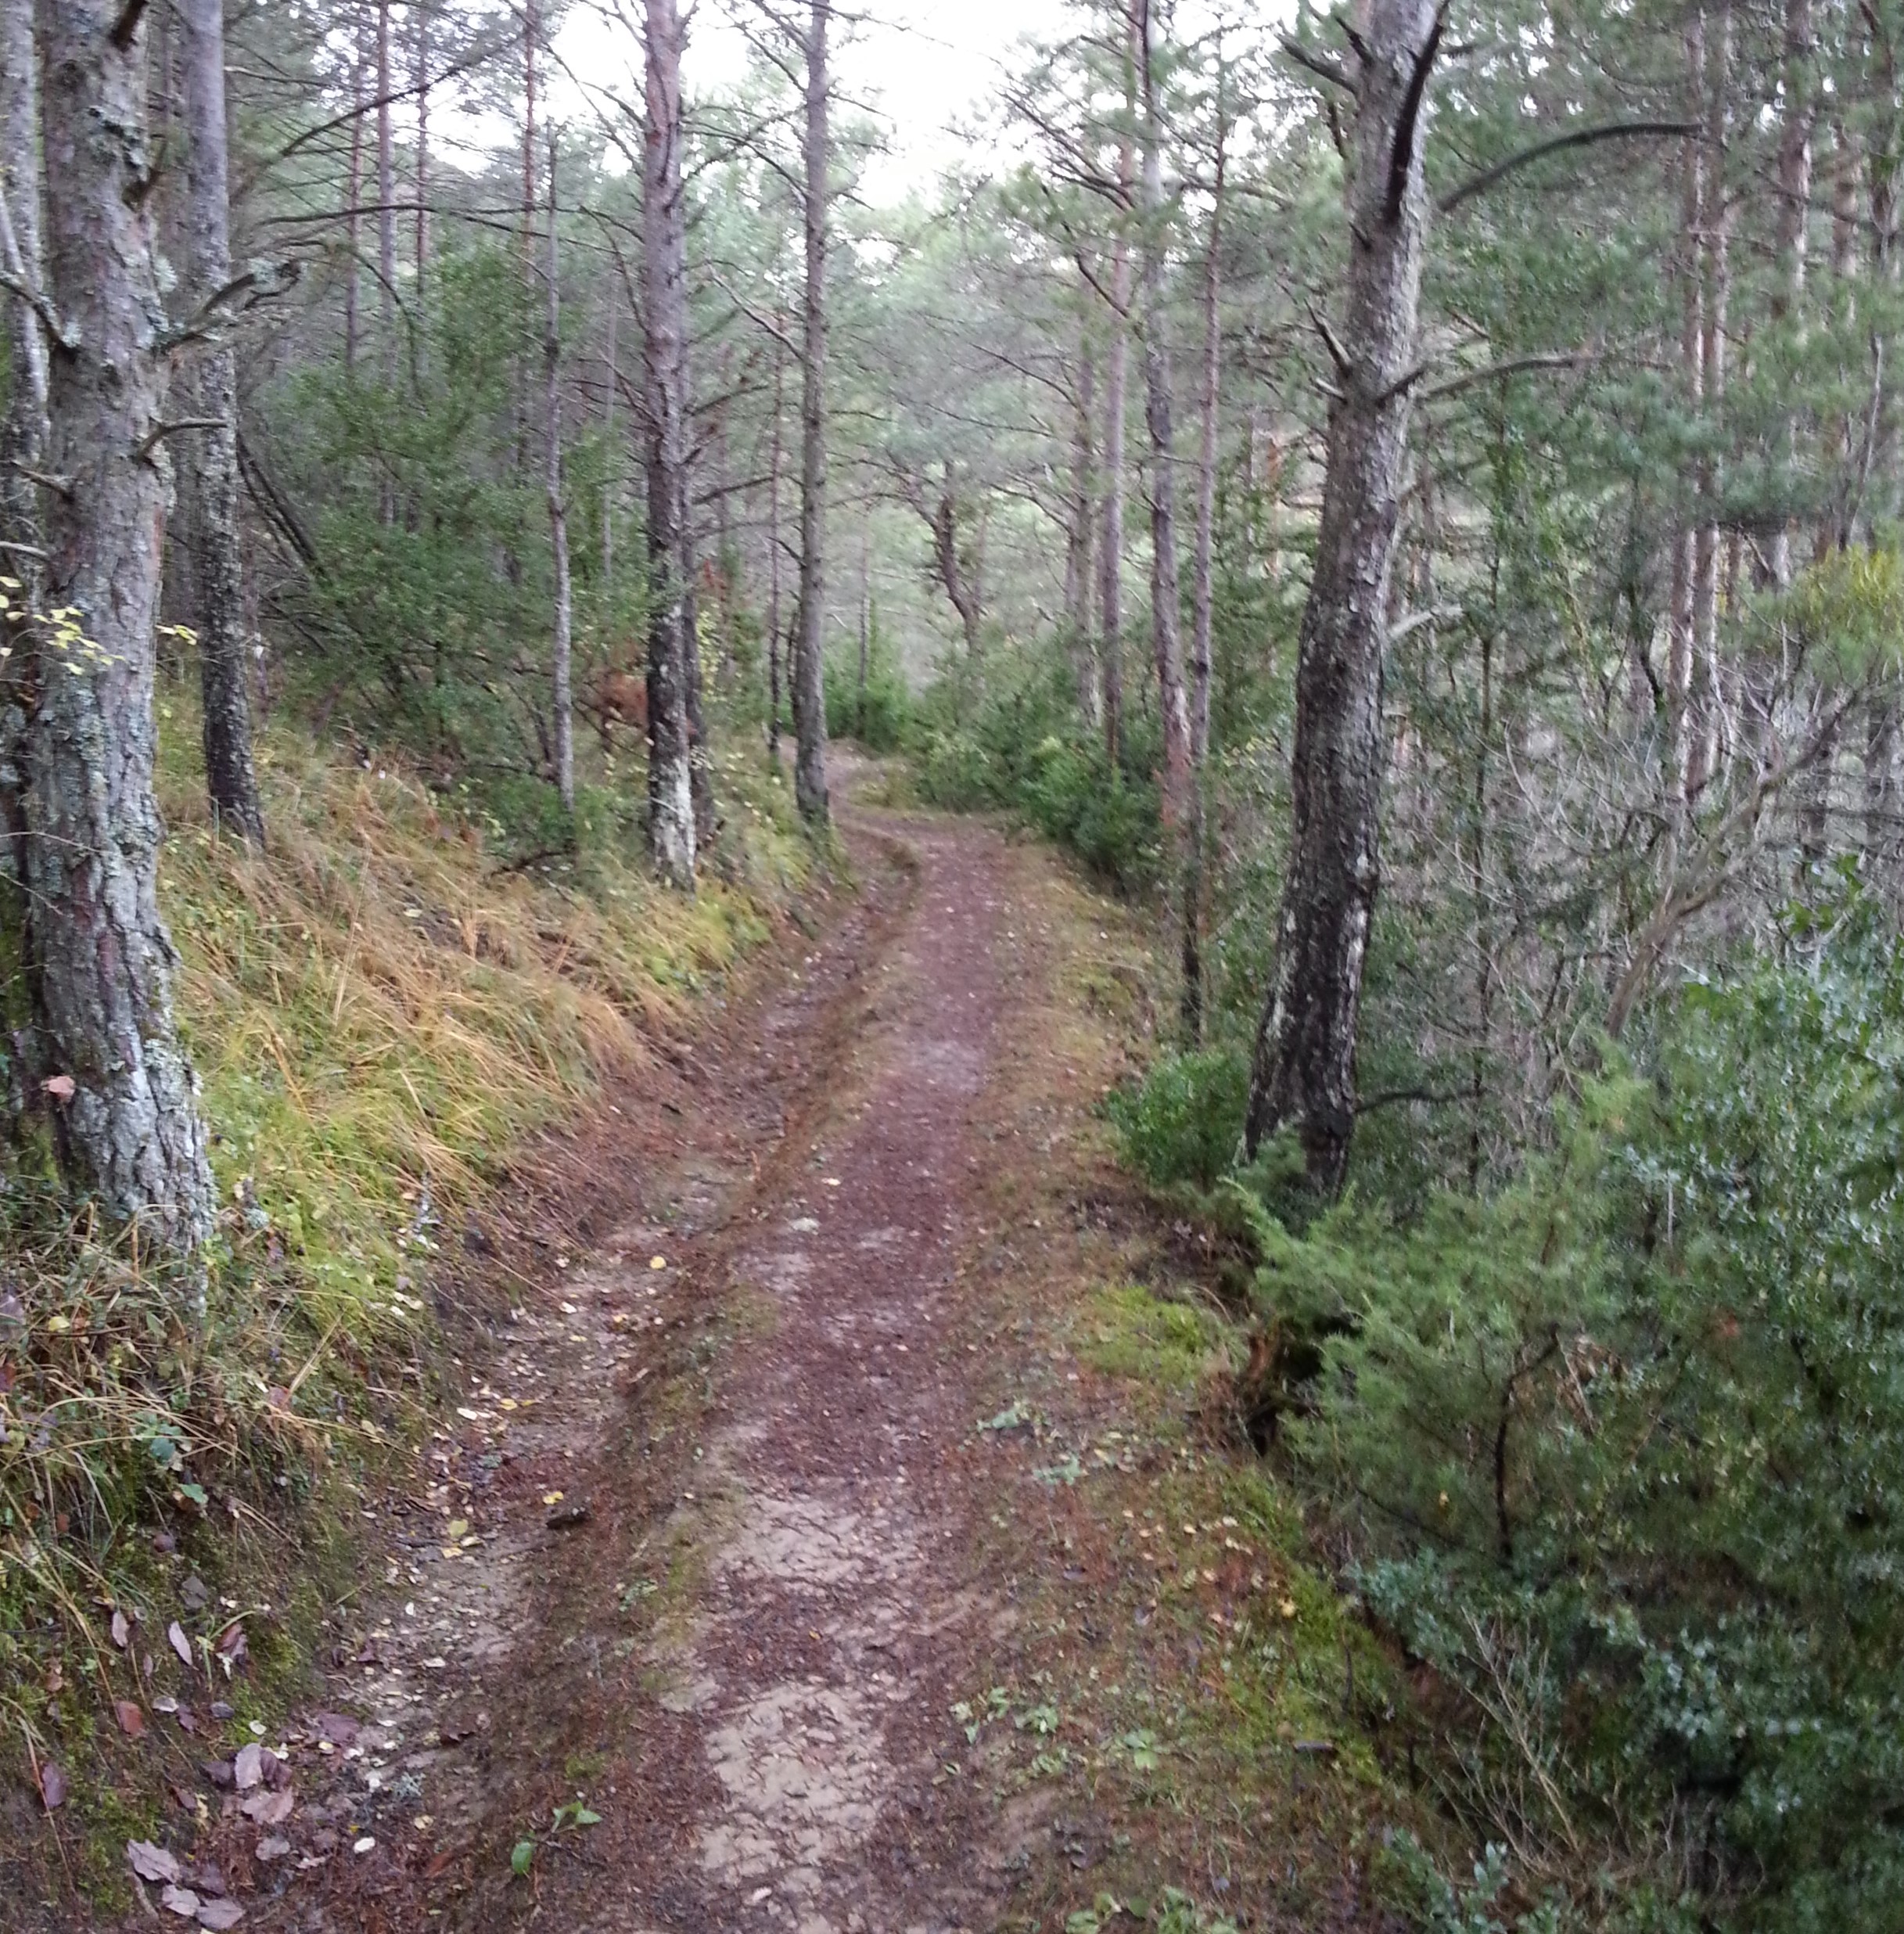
[824,631,913,752]
[910,642,1161,893]
[1105,1050,1248,1190]
[1253,890,1904,1929]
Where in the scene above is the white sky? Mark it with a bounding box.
[551,0,1081,202]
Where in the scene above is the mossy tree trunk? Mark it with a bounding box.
[29,0,214,1254]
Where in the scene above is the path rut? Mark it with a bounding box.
[619,814,1008,1931]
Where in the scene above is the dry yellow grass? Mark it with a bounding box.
[156,707,811,1343]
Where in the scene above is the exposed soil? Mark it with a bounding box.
[106,782,1402,1934]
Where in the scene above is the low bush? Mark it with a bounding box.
[1104,1049,1248,1191]
[910,646,1161,893]
[1244,890,1904,1930]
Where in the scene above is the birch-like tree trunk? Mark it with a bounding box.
[767,329,785,758]
[414,0,431,302]
[642,0,696,883]
[1185,79,1226,1044]
[31,0,214,1254]
[544,134,575,818]
[1065,333,1099,720]
[1769,0,1812,588]
[345,47,365,372]
[1134,0,1194,1034]
[1097,125,1134,771]
[0,0,46,1131]
[1243,0,1443,1195]
[792,0,832,826]
[175,0,264,846]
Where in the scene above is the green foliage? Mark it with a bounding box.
[824,617,913,752]
[1251,890,1904,1929]
[1104,1049,1248,1190]
[911,646,1161,893]
[1770,547,1904,682]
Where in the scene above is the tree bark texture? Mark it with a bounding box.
[792,0,831,827]
[1134,0,1194,1032]
[544,132,575,818]
[1243,0,1442,1195]
[1066,334,1099,720]
[1769,0,1812,588]
[0,0,46,1131]
[175,0,264,845]
[1097,126,1134,771]
[31,0,215,1253]
[767,329,785,757]
[1186,85,1225,1044]
[642,0,696,884]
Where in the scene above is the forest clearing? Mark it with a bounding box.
[2,0,1902,1930]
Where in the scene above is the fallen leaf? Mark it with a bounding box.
[160,1884,201,1918]
[111,1608,131,1648]
[240,1787,294,1825]
[128,1840,182,1884]
[41,1073,74,1102]
[116,1700,148,1739]
[353,1836,375,1856]
[168,1621,193,1666]
[255,1837,290,1862]
[196,1900,245,1929]
[1279,1598,1298,1619]
[180,1576,210,1612]
[200,1759,235,1790]
[648,1256,666,1270]
[444,1519,469,1540]
[232,1743,264,1791]
[37,1762,66,1810]
[309,1711,359,1746]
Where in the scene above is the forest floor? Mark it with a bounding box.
[116,773,1406,1934]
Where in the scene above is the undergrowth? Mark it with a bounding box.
[0,695,814,1852]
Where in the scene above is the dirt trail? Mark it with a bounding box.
[140,782,1398,1934]
[231,792,1036,1934]
[614,811,1013,1931]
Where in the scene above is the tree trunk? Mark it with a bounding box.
[0,0,47,1135]
[544,133,575,818]
[344,47,364,371]
[1097,127,1134,771]
[1186,77,1226,1044]
[1066,333,1099,721]
[792,0,832,826]
[175,0,264,846]
[414,0,430,302]
[1690,2,1730,808]
[375,0,397,522]
[602,283,616,591]
[31,0,215,1255]
[857,523,871,738]
[932,462,983,655]
[767,328,785,757]
[1134,0,1193,1034]
[1769,0,1812,588]
[1667,14,1703,821]
[642,0,696,884]
[1242,0,1442,1195]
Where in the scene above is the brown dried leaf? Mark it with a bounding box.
[168,1620,192,1666]
[37,1761,66,1810]
[115,1700,147,1739]
[239,1787,293,1825]
[196,1901,245,1930]
[110,1608,131,1649]
[232,1742,263,1791]
[159,1884,200,1918]
[127,1840,181,1884]
[41,1073,74,1102]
